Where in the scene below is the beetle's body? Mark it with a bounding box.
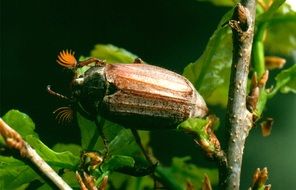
[49,50,208,129]
[72,63,208,129]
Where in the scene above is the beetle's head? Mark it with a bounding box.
[58,50,108,115]
[48,50,108,123]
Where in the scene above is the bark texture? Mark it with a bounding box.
[224,1,256,189]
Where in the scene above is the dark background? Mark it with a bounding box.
[1,0,296,189]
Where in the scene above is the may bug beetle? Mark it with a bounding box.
[49,50,208,129]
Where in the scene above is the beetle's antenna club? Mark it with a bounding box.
[53,107,74,125]
[47,85,70,100]
[57,50,77,68]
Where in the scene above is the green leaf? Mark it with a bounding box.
[76,44,138,77]
[156,157,218,190]
[0,136,4,147]
[88,155,136,187]
[0,155,41,190]
[1,110,80,188]
[108,129,142,157]
[2,110,79,169]
[77,112,144,161]
[25,135,79,170]
[101,155,135,173]
[257,0,286,21]
[36,184,52,190]
[90,44,137,63]
[2,109,39,138]
[52,143,82,156]
[77,118,150,186]
[261,3,296,55]
[272,64,296,95]
[196,0,236,7]
[137,131,150,149]
[108,172,153,190]
[125,175,153,190]
[178,118,209,138]
[61,171,80,189]
[102,120,126,144]
[183,9,233,107]
[264,18,296,55]
[76,113,125,152]
[178,117,221,157]
[76,113,103,150]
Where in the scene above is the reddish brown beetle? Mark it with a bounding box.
[49,50,208,129]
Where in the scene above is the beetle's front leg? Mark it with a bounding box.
[78,57,106,67]
[94,117,109,157]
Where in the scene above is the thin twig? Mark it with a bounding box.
[0,118,72,190]
[224,1,256,189]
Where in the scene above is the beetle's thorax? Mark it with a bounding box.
[72,66,107,115]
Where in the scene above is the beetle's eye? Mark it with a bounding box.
[57,50,77,69]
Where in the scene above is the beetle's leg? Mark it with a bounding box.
[78,57,106,67]
[131,129,162,188]
[99,127,109,158]
[130,129,155,166]
[133,58,144,64]
[94,117,109,157]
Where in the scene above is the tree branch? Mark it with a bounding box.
[224,1,256,189]
[0,118,72,190]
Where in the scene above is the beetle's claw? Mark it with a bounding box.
[133,58,144,64]
[95,59,106,66]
